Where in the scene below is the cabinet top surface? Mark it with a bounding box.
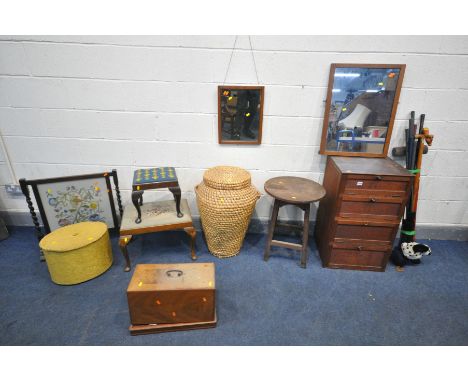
[128,263,215,292]
[330,156,411,177]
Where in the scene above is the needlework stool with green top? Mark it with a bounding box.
[132,167,183,224]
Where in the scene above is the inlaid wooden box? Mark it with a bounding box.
[127,263,216,334]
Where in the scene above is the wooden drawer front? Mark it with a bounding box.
[343,189,406,199]
[332,238,391,252]
[339,200,402,218]
[344,175,408,192]
[328,248,387,269]
[335,222,395,242]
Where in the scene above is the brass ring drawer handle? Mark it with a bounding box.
[370,198,376,203]
[376,175,383,180]
[357,246,363,251]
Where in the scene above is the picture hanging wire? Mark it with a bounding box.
[222,35,238,84]
[222,36,260,84]
[248,35,260,84]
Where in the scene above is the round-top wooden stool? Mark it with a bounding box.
[264,176,326,268]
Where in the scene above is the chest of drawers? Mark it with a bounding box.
[315,156,412,271]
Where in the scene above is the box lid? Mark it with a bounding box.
[39,221,107,252]
[127,263,215,292]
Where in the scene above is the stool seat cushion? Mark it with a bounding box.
[120,199,192,235]
[133,167,177,185]
[39,222,113,285]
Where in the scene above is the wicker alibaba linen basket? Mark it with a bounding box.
[195,166,260,258]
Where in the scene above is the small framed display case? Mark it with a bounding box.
[218,85,264,145]
[319,63,406,158]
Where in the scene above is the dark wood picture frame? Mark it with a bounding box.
[19,170,123,248]
[319,63,406,158]
[218,85,264,145]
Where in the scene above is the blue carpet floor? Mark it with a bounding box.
[0,226,467,345]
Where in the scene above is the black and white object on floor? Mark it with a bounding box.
[401,242,431,261]
[391,241,432,267]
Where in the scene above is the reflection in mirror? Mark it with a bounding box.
[321,64,405,157]
[218,86,264,145]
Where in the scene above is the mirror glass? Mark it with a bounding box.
[321,65,404,156]
[218,86,264,144]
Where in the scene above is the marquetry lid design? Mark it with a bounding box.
[127,263,216,292]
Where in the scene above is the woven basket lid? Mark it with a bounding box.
[203,166,251,190]
[39,221,108,252]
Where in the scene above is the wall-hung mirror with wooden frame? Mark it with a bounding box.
[319,63,405,157]
[218,85,264,145]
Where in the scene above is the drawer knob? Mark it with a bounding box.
[370,198,376,203]
[376,175,383,180]
[363,222,369,226]
[357,246,363,251]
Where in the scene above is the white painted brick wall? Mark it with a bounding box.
[0,35,467,227]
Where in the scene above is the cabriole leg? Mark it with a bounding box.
[184,226,197,260]
[119,235,132,272]
[131,190,144,224]
[169,186,183,218]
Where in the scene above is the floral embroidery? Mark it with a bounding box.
[46,182,106,227]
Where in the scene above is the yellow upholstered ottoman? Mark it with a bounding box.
[39,222,113,285]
